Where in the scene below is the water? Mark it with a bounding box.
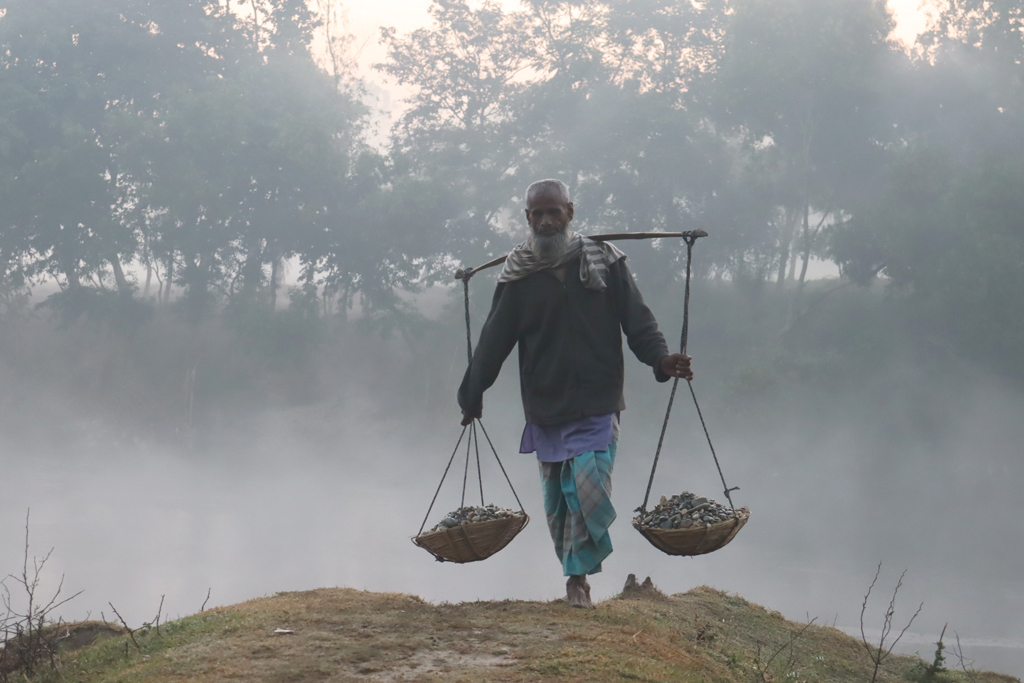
[2,377,1022,679]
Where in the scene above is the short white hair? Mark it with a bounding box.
[525,179,571,204]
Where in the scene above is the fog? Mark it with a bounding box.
[3,292,1023,675]
[2,0,1023,679]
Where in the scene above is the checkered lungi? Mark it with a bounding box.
[538,444,617,577]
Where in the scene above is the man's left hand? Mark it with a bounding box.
[660,353,694,381]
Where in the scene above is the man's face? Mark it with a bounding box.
[525,188,574,238]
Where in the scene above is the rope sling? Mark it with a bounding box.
[639,233,738,513]
[411,272,530,563]
[413,229,745,563]
[633,233,749,557]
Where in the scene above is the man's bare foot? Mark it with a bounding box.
[566,575,594,609]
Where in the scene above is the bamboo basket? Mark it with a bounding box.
[412,513,529,563]
[634,508,749,556]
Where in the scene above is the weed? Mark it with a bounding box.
[0,510,82,680]
[860,563,923,683]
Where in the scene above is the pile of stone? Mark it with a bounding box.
[633,491,737,530]
[428,504,524,533]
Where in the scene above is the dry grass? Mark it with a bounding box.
[21,586,1020,683]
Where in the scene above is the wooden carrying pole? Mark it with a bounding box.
[453,230,708,280]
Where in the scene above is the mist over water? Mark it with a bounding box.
[3,338,1022,677]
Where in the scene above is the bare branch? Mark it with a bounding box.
[152,595,165,636]
[1,510,82,677]
[951,631,977,680]
[879,569,908,646]
[859,561,881,658]
[108,603,141,652]
[763,618,817,673]
[859,563,923,683]
[753,618,817,682]
[884,600,923,657]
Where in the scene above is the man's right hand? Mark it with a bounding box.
[461,410,479,426]
[660,353,694,381]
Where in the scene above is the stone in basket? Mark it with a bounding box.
[412,504,529,563]
[633,492,749,556]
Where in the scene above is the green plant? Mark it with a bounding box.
[905,624,953,683]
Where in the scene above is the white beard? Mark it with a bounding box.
[529,229,572,260]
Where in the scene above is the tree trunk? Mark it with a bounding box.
[776,243,788,287]
[799,209,829,287]
[322,0,344,90]
[795,202,809,284]
[65,264,82,290]
[240,239,265,300]
[142,230,154,298]
[798,243,812,286]
[787,237,800,282]
[152,261,163,303]
[182,252,214,319]
[269,255,282,311]
[163,256,175,305]
[110,253,131,293]
[250,0,263,49]
[776,209,798,287]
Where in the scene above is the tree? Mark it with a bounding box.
[714,0,901,287]
[0,0,245,301]
[0,0,385,322]
[377,0,736,288]
[377,0,538,269]
[827,0,1024,376]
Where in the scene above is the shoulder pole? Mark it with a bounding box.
[453,230,708,280]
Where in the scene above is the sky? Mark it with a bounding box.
[337,0,933,76]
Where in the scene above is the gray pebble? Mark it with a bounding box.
[427,505,524,533]
[633,490,738,530]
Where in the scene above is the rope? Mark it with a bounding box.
[640,377,680,514]
[416,267,527,537]
[458,272,475,509]
[472,420,484,506]
[639,235,738,514]
[679,238,694,353]
[460,268,525,512]
[478,420,527,513]
[462,273,473,365]
[688,380,738,511]
[460,418,472,509]
[418,424,468,536]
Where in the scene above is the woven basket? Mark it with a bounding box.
[412,513,530,563]
[635,508,749,556]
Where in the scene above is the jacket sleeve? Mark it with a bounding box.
[457,282,521,416]
[614,260,671,383]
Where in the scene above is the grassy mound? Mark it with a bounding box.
[25,585,1019,682]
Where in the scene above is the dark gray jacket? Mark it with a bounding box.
[458,256,670,425]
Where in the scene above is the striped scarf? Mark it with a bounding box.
[498,232,626,291]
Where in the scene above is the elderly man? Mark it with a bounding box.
[458,179,692,608]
